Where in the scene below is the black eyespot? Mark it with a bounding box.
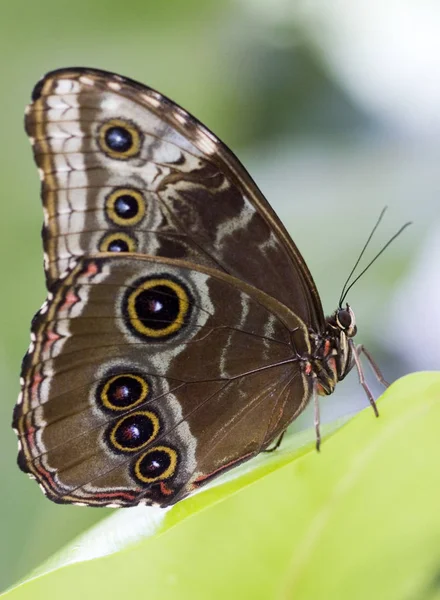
[140,449,170,476]
[108,412,159,453]
[124,276,191,340]
[115,194,139,219]
[134,446,177,483]
[135,285,179,330]
[105,126,132,152]
[108,376,139,406]
[109,238,129,252]
[98,373,150,412]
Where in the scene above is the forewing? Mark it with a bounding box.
[26,67,324,330]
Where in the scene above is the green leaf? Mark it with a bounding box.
[4,372,440,600]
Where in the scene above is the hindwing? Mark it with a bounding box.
[14,255,311,506]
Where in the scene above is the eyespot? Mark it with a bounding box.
[107,411,159,453]
[98,119,142,160]
[98,373,150,412]
[99,232,137,253]
[133,446,178,483]
[105,188,145,227]
[124,275,191,340]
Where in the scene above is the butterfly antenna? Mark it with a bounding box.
[338,206,388,307]
[339,219,412,306]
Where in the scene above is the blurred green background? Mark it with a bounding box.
[1,0,439,592]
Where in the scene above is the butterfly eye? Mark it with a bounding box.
[105,188,146,226]
[99,373,150,411]
[133,446,178,483]
[336,305,357,336]
[336,309,351,329]
[107,411,160,453]
[98,119,142,159]
[124,276,191,339]
[99,232,137,253]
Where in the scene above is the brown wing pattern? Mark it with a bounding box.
[25,67,325,331]
[14,255,311,506]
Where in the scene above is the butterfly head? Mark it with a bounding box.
[330,303,357,338]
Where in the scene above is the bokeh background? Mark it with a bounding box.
[1,0,439,592]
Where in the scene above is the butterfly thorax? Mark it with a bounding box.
[304,304,357,396]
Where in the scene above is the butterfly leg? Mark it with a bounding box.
[356,344,390,388]
[349,340,379,417]
[314,390,321,452]
[264,431,286,453]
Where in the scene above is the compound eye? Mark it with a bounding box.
[336,305,357,336]
[336,309,352,330]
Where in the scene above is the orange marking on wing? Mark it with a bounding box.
[24,415,38,452]
[31,372,43,387]
[304,362,312,376]
[33,460,57,490]
[26,429,37,451]
[44,329,61,354]
[65,291,79,305]
[159,482,174,496]
[46,329,61,341]
[87,490,140,501]
[32,462,141,504]
[60,291,80,312]
[84,261,99,277]
[30,372,44,398]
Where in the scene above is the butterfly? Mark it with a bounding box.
[13,67,388,508]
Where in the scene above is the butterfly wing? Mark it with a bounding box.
[14,255,311,506]
[26,67,324,331]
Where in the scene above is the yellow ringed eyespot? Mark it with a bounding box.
[105,188,145,227]
[99,231,137,253]
[98,119,142,160]
[125,276,191,339]
[108,411,160,453]
[100,373,149,412]
[133,446,178,483]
